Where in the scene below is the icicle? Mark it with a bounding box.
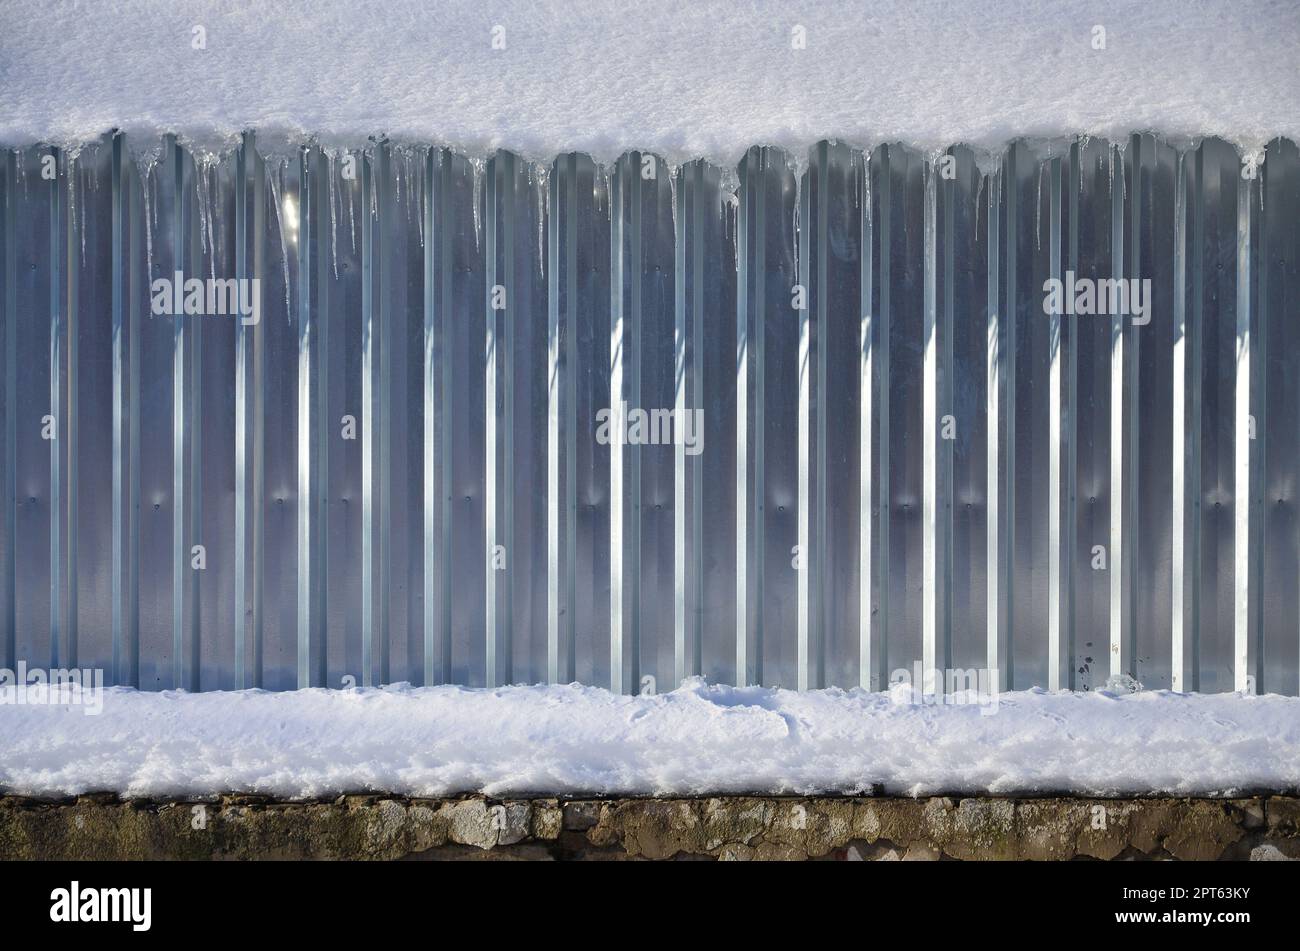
[718,162,740,203]
[80,156,90,263]
[731,191,739,275]
[470,156,484,250]
[196,162,207,259]
[415,151,425,251]
[201,161,211,276]
[267,164,292,321]
[668,162,679,258]
[1176,148,1185,200]
[196,162,209,260]
[1079,139,1087,199]
[1258,150,1266,211]
[399,149,410,222]
[1035,160,1044,252]
[535,161,549,276]
[369,151,379,221]
[393,150,402,212]
[862,151,872,257]
[792,158,801,275]
[67,152,84,266]
[346,159,357,255]
[142,166,152,279]
[205,162,217,280]
[409,149,421,225]
[596,162,609,214]
[328,152,339,278]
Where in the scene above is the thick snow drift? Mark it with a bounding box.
[0,0,1296,162]
[2,680,1297,799]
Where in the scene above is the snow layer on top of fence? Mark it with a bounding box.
[0,0,1297,163]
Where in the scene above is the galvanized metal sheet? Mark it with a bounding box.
[2,134,1297,696]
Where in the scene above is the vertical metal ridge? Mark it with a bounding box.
[502,157,516,688]
[610,157,624,691]
[360,146,377,686]
[235,132,264,690]
[676,161,696,685]
[795,150,812,691]
[548,152,579,686]
[439,152,456,684]
[296,147,313,688]
[940,150,955,678]
[735,153,749,686]
[609,153,643,694]
[752,153,765,689]
[484,154,498,687]
[313,149,329,690]
[735,148,769,687]
[814,145,830,691]
[1189,146,1205,692]
[423,149,439,686]
[1065,143,1079,691]
[858,149,874,690]
[64,149,78,671]
[1171,150,1188,691]
[560,154,580,684]
[985,156,1003,687]
[111,134,128,684]
[1249,148,1267,695]
[547,155,563,684]
[49,146,63,669]
[628,156,642,694]
[690,161,704,682]
[3,148,15,671]
[128,145,141,689]
[1233,157,1253,692]
[877,146,892,687]
[921,157,939,691]
[235,137,248,689]
[417,151,459,686]
[1048,154,1064,689]
[1107,143,1127,681]
[565,155,579,687]
[170,139,186,688]
[485,151,516,688]
[377,145,393,686]
[187,150,202,692]
[1003,147,1017,689]
[673,162,685,687]
[251,146,266,688]
[1125,136,1142,679]
[294,146,329,690]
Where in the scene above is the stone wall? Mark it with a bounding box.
[1,795,1297,860]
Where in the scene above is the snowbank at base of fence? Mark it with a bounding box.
[0,1,1296,162]
[1,679,1298,799]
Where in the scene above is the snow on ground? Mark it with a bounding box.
[0,1,1296,163]
[2,679,1298,799]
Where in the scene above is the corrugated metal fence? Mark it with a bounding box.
[1,134,1297,694]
